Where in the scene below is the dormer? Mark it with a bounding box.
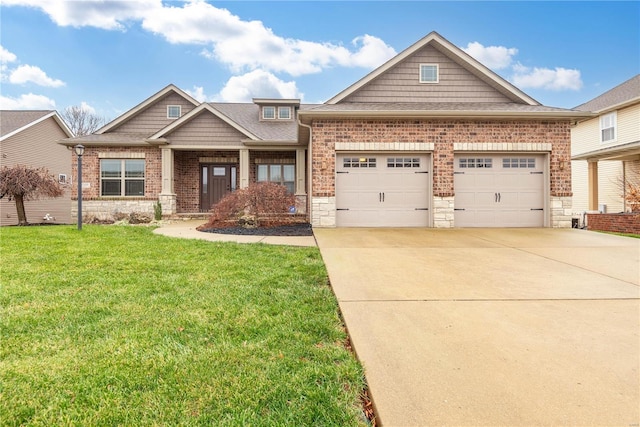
[253,98,300,122]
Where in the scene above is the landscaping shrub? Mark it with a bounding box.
[201,182,299,229]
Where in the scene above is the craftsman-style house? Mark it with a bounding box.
[61,32,591,227]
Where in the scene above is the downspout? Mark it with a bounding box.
[298,118,313,225]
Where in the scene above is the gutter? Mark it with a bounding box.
[298,109,593,122]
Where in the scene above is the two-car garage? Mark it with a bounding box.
[334,152,547,228]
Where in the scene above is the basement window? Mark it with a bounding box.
[419,64,439,83]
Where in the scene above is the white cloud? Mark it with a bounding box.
[1,0,158,30]
[5,0,396,77]
[0,93,56,109]
[9,64,65,87]
[216,70,302,102]
[79,101,97,114]
[511,63,583,91]
[185,86,208,102]
[0,45,17,63]
[462,41,518,70]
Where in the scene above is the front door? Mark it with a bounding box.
[201,164,234,212]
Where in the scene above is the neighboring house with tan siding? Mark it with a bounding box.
[60,31,591,228]
[571,75,640,216]
[1,110,74,226]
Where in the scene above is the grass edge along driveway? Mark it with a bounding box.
[0,225,367,426]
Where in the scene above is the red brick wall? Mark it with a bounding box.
[71,146,161,200]
[311,119,572,198]
[587,213,640,234]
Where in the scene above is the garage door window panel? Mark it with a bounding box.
[343,157,376,168]
[459,158,493,168]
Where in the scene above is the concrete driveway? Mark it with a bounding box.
[313,228,639,426]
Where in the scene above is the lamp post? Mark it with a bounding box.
[74,144,85,230]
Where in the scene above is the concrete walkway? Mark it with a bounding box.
[152,219,316,247]
[314,228,640,426]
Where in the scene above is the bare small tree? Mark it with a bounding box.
[0,165,65,225]
[61,105,107,136]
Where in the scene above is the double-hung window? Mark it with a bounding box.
[257,164,295,193]
[600,112,616,143]
[101,159,145,196]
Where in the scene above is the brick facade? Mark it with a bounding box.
[72,146,162,201]
[311,118,572,227]
[311,118,572,198]
[587,213,640,234]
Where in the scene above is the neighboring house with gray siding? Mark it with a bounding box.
[0,110,74,226]
[571,74,640,215]
[60,31,591,228]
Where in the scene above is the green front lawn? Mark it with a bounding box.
[0,225,366,426]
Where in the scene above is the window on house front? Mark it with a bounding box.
[278,106,291,119]
[257,164,295,193]
[600,112,617,143]
[419,64,439,83]
[167,105,181,119]
[100,159,145,196]
[263,106,276,119]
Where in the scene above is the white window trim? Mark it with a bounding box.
[278,106,292,120]
[262,106,276,120]
[167,105,181,119]
[419,64,439,83]
[599,111,617,143]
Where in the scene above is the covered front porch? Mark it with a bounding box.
[572,141,640,212]
[158,147,308,216]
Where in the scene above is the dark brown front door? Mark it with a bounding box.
[201,164,232,212]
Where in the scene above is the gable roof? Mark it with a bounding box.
[574,74,640,113]
[97,84,200,134]
[1,110,73,141]
[149,103,261,141]
[326,31,540,106]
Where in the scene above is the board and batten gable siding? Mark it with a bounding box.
[1,116,72,225]
[111,93,197,136]
[165,111,248,147]
[341,45,513,104]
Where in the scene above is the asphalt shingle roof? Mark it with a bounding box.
[1,110,53,138]
[574,75,640,112]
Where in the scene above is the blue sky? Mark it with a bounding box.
[1,1,638,121]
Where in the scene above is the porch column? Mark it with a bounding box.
[159,147,176,215]
[295,148,306,195]
[160,148,174,194]
[588,160,599,211]
[239,149,250,189]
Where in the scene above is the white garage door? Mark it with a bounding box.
[336,154,430,227]
[454,155,545,227]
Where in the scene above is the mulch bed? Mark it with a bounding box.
[199,223,313,236]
